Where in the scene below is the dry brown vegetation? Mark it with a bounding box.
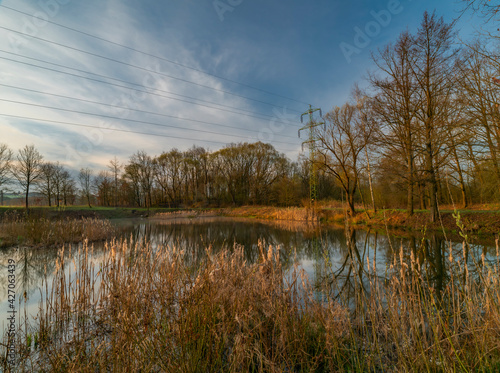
[220,206,319,222]
[153,206,321,224]
[153,205,500,236]
[320,208,500,236]
[152,206,319,223]
[3,235,500,372]
[0,214,114,248]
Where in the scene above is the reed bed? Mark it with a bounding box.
[3,237,500,372]
[153,206,319,222]
[152,209,219,220]
[221,206,319,222]
[0,214,114,247]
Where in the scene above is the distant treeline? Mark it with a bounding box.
[0,142,315,209]
[87,142,310,208]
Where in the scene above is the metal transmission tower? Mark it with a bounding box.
[299,105,325,205]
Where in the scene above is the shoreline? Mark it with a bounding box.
[215,206,500,237]
[2,205,499,237]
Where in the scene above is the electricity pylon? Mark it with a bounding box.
[299,105,325,205]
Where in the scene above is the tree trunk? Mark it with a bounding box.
[25,183,30,211]
[407,152,414,215]
[419,179,426,210]
[425,124,439,223]
[364,146,376,212]
[347,189,356,215]
[451,137,468,208]
[484,123,500,186]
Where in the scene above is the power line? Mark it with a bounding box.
[0,50,296,123]
[0,4,309,107]
[0,53,299,125]
[0,113,226,145]
[0,25,304,114]
[0,98,300,146]
[0,83,300,140]
[0,113,299,152]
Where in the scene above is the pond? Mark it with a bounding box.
[0,216,497,337]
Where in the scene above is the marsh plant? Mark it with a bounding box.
[3,236,500,372]
[0,214,114,247]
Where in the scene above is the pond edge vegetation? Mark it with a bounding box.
[0,212,114,248]
[2,235,500,372]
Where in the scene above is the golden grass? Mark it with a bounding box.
[152,209,219,220]
[0,214,114,247]
[4,236,500,372]
[152,206,320,222]
[221,206,319,222]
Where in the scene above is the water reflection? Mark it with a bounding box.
[0,217,496,335]
[122,218,326,269]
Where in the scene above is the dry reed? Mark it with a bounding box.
[3,236,500,372]
[221,206,319,223]
[0,214,114,247]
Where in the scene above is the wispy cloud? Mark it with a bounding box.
[0,0,304,173]
[0,0,484,174]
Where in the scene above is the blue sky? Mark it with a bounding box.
[0,0,490,171]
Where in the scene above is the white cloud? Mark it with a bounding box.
[0,0,304,176]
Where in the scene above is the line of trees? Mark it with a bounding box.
[315,11,500,218]
[0,142,316,209]
[99,142,308,208]
[0,144,77,210]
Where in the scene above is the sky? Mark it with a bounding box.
[0,0,492,174]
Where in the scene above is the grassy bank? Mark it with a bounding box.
[320,207,500,236]
[0,206,184,220]
[5,237,500,372]
[211,205,500,236]
[154,206,319,224]
[220,205,318,222]
[2,204,499,236]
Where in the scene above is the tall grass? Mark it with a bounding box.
[221,206,319,222]
[4,236,500,372]
[0,214,114,247]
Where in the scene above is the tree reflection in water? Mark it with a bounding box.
[0,217,496,334]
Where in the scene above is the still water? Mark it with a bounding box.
[0,217,497,336]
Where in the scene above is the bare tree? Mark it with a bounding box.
[249,142,289,205]
[79,168,93,208]
[154,149,184,207]
[60,170,76,206]
[352,85,378,212]
[38,162,56,207]
[456,43,500,195]
[0,144,13,207]
[130,151,155,208]
[12,145,43,210]
[0,144,13,190]
[183,146,211,205]
[461,0,500,22]
[370,30,418,215]
[318,103,368,214]
[95,171,113,206]
[212,143,254,205]
[439,90,472,208]
[410,11,458,222]
[108,157,121,207]
[123,163,140,207]
[0,144,12,187]
[50,162,64,207]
